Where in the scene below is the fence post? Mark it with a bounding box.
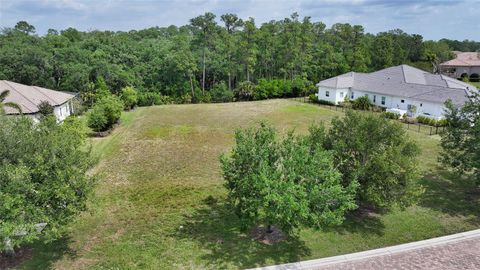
[418,124,420,133]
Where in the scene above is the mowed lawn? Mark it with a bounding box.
[21,99,480,269]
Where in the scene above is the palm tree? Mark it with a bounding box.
[0,90,22,114]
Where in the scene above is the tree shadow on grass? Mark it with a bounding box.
[326,206,386,236]
[174,198,311,269]
[10,237,76,270]
[419,169,480,224]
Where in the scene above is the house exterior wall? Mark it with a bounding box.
[316,87,349,104]
[316,86,446,119]
[441,65,480,78]
[54,101,72,122]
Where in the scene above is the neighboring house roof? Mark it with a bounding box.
[440,52,480,67]
[316,65,477,106]
[1,80,76,114]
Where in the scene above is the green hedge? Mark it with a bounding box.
[383,112,401,119]
[308,94,335,105]
[137,92,172,106]
[416,115,448,126]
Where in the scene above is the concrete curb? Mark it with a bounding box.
[248,229,480,270]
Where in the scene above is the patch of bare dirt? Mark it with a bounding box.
[0,246,33,269]
[250,225,286,245]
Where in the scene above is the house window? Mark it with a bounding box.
[326,91,330,97]
[373,95,376,103]
[340,92,344,98]
[351,92,354,99]
[420,103,423,107]
[401,100,405,103]
[381,96,386,105]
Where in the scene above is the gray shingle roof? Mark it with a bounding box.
[1,80,76,114]
[316,65,476,105]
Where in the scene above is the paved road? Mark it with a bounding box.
[315,237,480,270]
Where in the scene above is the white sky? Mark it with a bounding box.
[0,0,479,40]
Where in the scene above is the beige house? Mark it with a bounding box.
[440,52,480,81]
[1,80,76,122]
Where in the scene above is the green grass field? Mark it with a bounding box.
[469,81,480,88]
[20,99,480,269]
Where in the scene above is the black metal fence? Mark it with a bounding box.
[295,97,445,136]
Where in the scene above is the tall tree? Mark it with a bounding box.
[190,12,217,94]
[220,14,243,91]
[372,33,394,69]
[14,21,35,35]
[240,18,258,82]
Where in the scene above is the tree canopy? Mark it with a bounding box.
[220,123,358,233]
[441,95,480,184]
[0,14,474,102]
[0,116,94,253]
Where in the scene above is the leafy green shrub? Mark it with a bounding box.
[176,94,192,104]
[138,92,159,106]
[235,81,256,101]
[220,123,358,234]
[137,92,171,106]
[416,115,446,126]
[87,95,123,132]
[255,78,315,100]
[308,94,335,106]
[199,92,212,103]
[120,86,138,110]
[0,116,94,253]
[383,111,400,119]
[436,119,448,127]
[351,96,372,110]
[316,99,335,106]
[86,105,108,132]
[210,82,233,103]
[37,101,54,118]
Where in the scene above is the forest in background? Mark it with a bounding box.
[1,13,479,103]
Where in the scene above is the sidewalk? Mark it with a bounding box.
[250,229,480,270]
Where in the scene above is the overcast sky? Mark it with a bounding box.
[0,0,479,40]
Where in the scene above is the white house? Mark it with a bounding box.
[315,65,477,119]
[1,80,76,122]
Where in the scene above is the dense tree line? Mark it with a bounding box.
[0,14,477,102]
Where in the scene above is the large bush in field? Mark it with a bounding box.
[326,110,423,208]
[120,86,138,110]
[220,123,358,234]
[87,95,123,132]
[0,116,94,253]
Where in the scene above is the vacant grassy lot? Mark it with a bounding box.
[20,99,480,269]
